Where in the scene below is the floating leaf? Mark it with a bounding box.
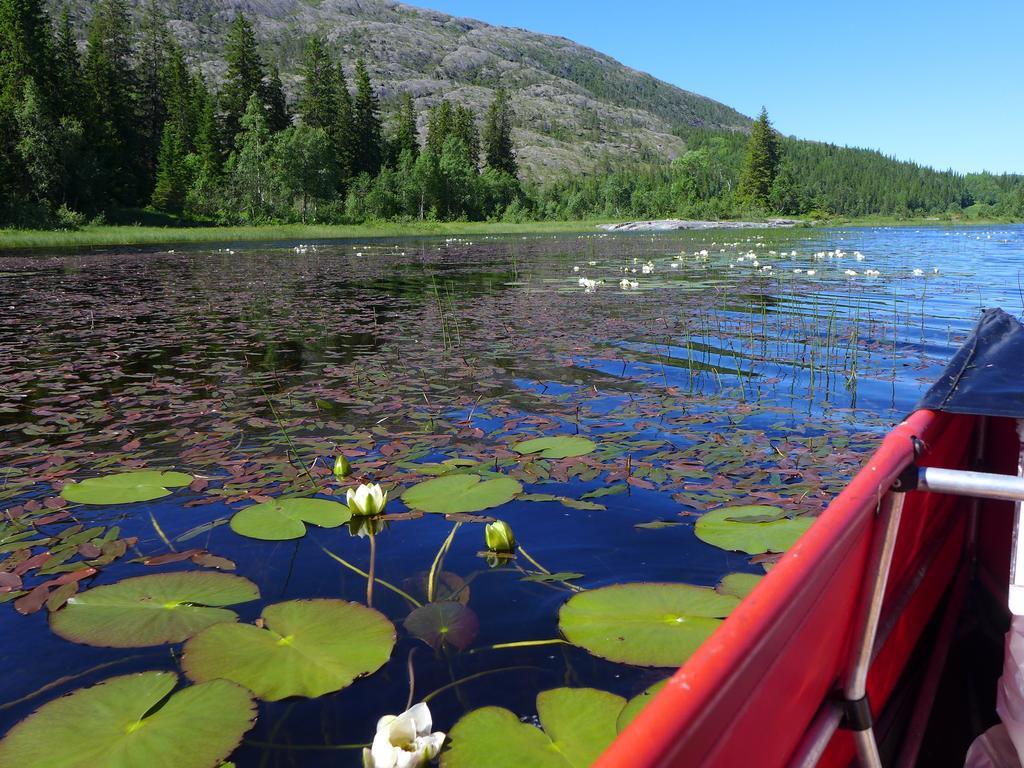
[183,599,395,701]
[559,583,738,667]
[716,572,763,599]
[616,679,669,732]
[695,505,815,554]
[50,572,259,648]
[0,671,255,768]
[230,498,351,541]
[442,688,624,768]
[634,520,683,530]
[513,437,597,459]
[61,470,193,505]
[521,572,584,583]
[403,475,522,514]
[580,484,628,500]
[404,601,480,650]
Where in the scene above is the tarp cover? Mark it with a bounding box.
[917,308,1024,418]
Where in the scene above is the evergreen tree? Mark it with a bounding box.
[151,119,186,213]
[425,100,451,157]
[0,0,54,205]
[53,5,79,109]
[352,57,381,176]
[14,76,58,204]
[738,107,781,208]
[221,13,264,147]
[263,65,289,132]
[333,63,356,182]
[298,36,336,130]
[451,104,479,170]
[135,1,170,187]
[83,0,140,205]
[482,87,517,176]
[393,92,418,159]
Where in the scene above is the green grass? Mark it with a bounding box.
[0,220,606,250]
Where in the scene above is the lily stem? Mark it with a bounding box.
[427,522,461,602]
[320,546,422,607]
[367,532,377,608]
[468,639,568,654]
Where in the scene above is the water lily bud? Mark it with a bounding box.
[334,455,352,479]
[347,482,388,516]
[485,520,515,553]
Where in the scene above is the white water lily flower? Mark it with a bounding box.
[347,482,388,516]
[363,703,445,768]
[641,264,653,274]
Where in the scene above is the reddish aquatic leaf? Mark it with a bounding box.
[189,477,210,492]
[0,572,23,591]
[42,496,66,509]
[13,552,51,576]
[14,584,51,615]
[33,511,71,525]
[190,553,236,571]
[143,549,203,566]
[77,542,102,559]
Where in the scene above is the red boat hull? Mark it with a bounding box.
[597,410,1016,767]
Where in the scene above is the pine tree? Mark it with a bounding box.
[135,1,170,188]
[352,57,381,176]
[161,41,197,152]
[263,65,289,133]
[451,104,479,170]
[83,0,140,204]
[53,5,79,109]
[333,63,356,183]
[298,36,336,130]
[392,91,418,160]
[151,119,186,213]
[221,13,264,147]
[738,107,781,208]
[482,87,516,176]
[425,100,451,157]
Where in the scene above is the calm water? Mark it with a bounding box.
[1,225,1022,765]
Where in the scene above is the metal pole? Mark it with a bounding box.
[917,467,1024,503]
[843,491,906,768]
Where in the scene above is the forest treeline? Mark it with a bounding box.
[2,0,1024,229]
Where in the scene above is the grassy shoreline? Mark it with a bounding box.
[0,216,1017,251]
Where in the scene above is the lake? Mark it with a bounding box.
[1,225,1021,766]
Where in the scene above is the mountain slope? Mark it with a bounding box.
[62,0,752,179]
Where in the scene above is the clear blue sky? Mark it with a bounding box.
[412,0,1024,175]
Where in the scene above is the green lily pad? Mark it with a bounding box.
[50,572,260,648]
[616,679,669,732]
[61,470,193,505]
[403,601,479,651]
[0,671,255,768]
[521,572,585,583]
[559,583,738,667]
[695,505,815,554]
[402,474,522,514]
[229,498,351,541]
[513,436,597,459]
[716,572,763,599]
[182,599,395,701]
[441,688,624,768]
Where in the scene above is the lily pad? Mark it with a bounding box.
[230,498,351,541]
[402,475,522,514]
[521,572,585,583]
[616,679,669,732]
[403,601,479,651]
[182,599,395,701]
[695,505,815,555]
[441,688,624,768]
[716,572,763,599]
[61,470,193,505]
[513,437,597,459]
[0,671,255,768]
[50,572,260,648]
[559,583,738,667]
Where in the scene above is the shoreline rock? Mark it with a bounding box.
[598,218,801,232]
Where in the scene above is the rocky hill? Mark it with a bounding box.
[62,0,752,180]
